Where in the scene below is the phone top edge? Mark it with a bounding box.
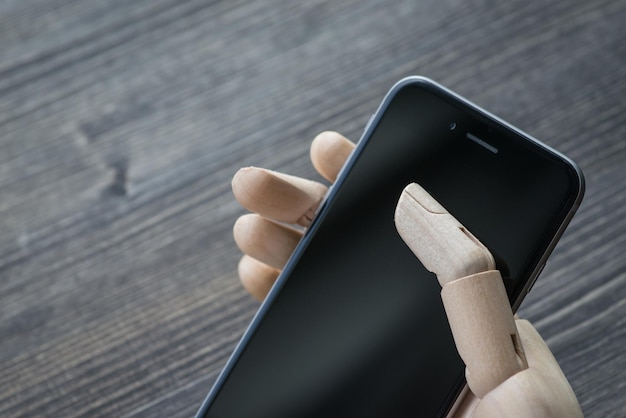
[370,76,585,196]
[403,76,585,186]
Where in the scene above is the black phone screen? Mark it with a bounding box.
[198,79,583,418]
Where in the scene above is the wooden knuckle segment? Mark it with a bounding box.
[441,270,527,398]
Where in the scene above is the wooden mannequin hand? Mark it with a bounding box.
[452,318,583,417]
[231,131,582,417]
[232,131,354,300]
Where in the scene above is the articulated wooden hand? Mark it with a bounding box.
[231,131,354,300]
[395,183,583,417]
[231,131,582,417]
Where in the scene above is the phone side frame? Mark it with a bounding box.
[194,76,407,418]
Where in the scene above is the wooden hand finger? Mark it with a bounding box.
[232,167,328,227]
[233,214,303,270]
[310,131,355,182]
[238,255,280,301]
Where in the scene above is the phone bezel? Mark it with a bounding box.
[195,76,585,417]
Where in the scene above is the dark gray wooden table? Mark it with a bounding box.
[1,1,624,417]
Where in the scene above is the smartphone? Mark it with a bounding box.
[196,77,584,417]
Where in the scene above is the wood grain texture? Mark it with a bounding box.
[0,0,624,417]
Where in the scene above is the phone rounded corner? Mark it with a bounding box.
[389,75,439,93]
[557,152,586,214]
[572,161,586,205]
